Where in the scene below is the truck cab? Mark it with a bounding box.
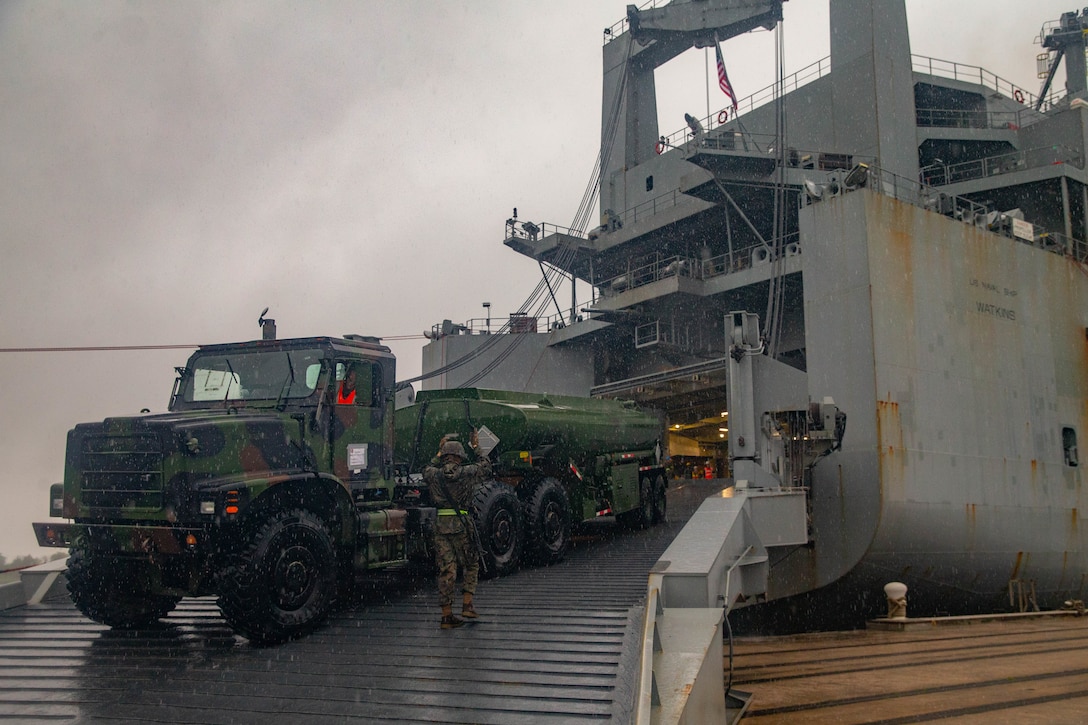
[34,335,407,643]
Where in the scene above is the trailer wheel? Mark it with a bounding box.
[472,481,522,578]
[652,474,667,525]
[523,477,570,565]
[619,476,654,530]
[66,541,179,628]
[218,508,338,644]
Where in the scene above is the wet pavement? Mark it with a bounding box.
[0,479,725,724]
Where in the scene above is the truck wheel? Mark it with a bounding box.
[652,474,667,525]
[523,477,570,565]
[217,508,338,644]
[472,481,522,579]
[66,544,179,628]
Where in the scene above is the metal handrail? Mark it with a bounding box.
[911,54,1061,111]
[659,52,1056,151]
[1035,230,1088,263]
[819,164,1088,265]
[633,575,663,725]
[608,188,690,230]
[596,232,802,297]
[504,219,586,244]
[604,0,667,43]
[915,107,1041,131]
[659,56,833,147]
[919,145,1084,186]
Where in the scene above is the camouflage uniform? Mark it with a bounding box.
[423,449,492,610]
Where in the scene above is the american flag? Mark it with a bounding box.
[715,43,738,111]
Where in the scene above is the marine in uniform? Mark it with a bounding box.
[423,434,492,629]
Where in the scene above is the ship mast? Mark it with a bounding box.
[600,1,784,219]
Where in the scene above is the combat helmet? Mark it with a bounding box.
[439,440,467,459]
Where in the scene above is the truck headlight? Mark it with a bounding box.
[199,501,215,515]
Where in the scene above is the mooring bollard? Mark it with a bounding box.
[884,582,908,619]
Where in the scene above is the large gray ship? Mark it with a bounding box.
[418,0,1088,625]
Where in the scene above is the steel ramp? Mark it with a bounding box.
[0,480,727,723]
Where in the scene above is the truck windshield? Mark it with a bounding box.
[182,349,324,404]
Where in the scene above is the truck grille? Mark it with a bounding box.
[81,434,164,509]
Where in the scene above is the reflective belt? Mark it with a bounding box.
[438,508,468,516]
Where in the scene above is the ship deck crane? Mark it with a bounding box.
[601,0,784,189]
[1037,9,1088,109]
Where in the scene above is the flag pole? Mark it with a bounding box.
[705,47,711,128]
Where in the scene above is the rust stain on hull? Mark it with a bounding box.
[1010,550,1024,581]
[876,399,905,501]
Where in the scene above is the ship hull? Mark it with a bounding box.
[777,189,1088,616]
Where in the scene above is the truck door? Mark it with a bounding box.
[329,360,389,505]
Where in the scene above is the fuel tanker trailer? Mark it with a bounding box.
[395,388,668,574]
[32,328,666,643]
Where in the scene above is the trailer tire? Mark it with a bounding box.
[523,477,570,565]
[637,475,654,528]
[620,476,654,530]
[651,473,667,525]
[472,481,522,579]
[66,542,180,628]
[218,508,338,644]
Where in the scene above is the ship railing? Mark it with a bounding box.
[597,254,698,296]
[698,233,801,279]
[865,164,993,219]
[863,165,1088,264]
[919,145,1084,186]
[504,218,586,244]
[915,106,1045,131]
[658,52,1057,152]
[1034,231,1088,263]
[659,56,833,148]
[595,234,801,298]
[608,187,691,230]
[603,0,664,42]
[442,295,606,337]
[663,124,872,179]
[911,54,1061,111]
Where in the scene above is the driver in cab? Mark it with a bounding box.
[337,365,356,405]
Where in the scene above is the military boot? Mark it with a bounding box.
[461,593,478,619]
[440,606,464,629]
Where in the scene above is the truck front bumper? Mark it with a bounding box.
[32,521,211,555]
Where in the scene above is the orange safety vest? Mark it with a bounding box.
[337,384,355,405]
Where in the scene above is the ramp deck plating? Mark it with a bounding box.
[0,481,721,724]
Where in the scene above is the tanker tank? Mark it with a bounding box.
[395,387,668,573]
[395,387,663,469]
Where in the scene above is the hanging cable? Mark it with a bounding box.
[764,18,789,358]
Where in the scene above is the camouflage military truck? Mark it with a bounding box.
[33,333,666,643]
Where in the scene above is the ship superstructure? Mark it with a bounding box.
[421,0,1088,617]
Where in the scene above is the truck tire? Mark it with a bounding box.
[472,481,522,579]
[217,508,338,644]
[652,473,667,525]
[523,477,570,565]
[66,543,179,628]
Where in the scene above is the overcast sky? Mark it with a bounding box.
[0,0,1069,558]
